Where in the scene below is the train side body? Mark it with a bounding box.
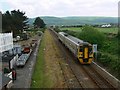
[58,32,79,56]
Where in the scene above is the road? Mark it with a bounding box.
[12,36,41,88]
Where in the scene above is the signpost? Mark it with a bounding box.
[93,44,97,61]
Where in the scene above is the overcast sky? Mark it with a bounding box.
[0,0,119,18]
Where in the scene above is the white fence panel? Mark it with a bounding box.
[10,54,18,69]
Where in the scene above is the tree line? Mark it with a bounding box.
[2,10,45,37]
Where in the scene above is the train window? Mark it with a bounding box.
[79,46,83,52]
[89,46,92,54]
[64,33,68,36]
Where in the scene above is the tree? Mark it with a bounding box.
[2,11,12,32]
[2,10,28,36]
[33,17,46,28]
[77,25,105,49]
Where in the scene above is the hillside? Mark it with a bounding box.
[28,16,118,26]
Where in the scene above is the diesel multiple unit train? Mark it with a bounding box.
[58,32,94,64]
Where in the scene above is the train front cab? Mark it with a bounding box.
[77,44,93,64]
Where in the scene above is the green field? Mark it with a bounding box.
[96,28,118,34]
[60,27,82,32]
[60,27,118,34]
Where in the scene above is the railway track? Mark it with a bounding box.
[57,57,82,88]
[81,65,114,88]
[50,30,82,88]
[49,29,117,89]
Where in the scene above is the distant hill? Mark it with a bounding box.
[28,16,118,26]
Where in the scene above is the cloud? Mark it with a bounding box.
[0,0,119,17]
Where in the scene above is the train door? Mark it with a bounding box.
[83,45,89,62]
[78,45,91,64]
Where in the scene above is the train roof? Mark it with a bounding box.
[59,32,90,46]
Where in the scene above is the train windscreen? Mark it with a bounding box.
[89,46,93,54]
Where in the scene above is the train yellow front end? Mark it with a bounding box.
[77,44,94,64]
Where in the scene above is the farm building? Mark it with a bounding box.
[0,33,17,72]
[0,33,13,53]
[101,24,111,28]
[0,33,15,89]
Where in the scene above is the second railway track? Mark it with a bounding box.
[82,65,115,88]
[49,29,117,89]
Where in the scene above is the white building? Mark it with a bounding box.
[0,33,13,53]
[0,33,14,71]
[101,24,111,28]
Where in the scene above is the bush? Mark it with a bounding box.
[76,26,105,49]
[101,38,118,55]
[54,26,61,33]
[64,30,77,37]
[98,52,111,66]
[97,51,120,79]
[40,28,45,33]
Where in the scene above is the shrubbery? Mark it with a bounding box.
[63,30,77,37]
[76,26,105,49]
[97,52,112,66]
[60,26,105,49]
[97,51,120,79]
[39,28,46,33]
[54,26,61,33]
[101,38,118,55]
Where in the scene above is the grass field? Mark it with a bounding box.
[60,27,82,32]
[96,27,118,34]
[60,27,118,34]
